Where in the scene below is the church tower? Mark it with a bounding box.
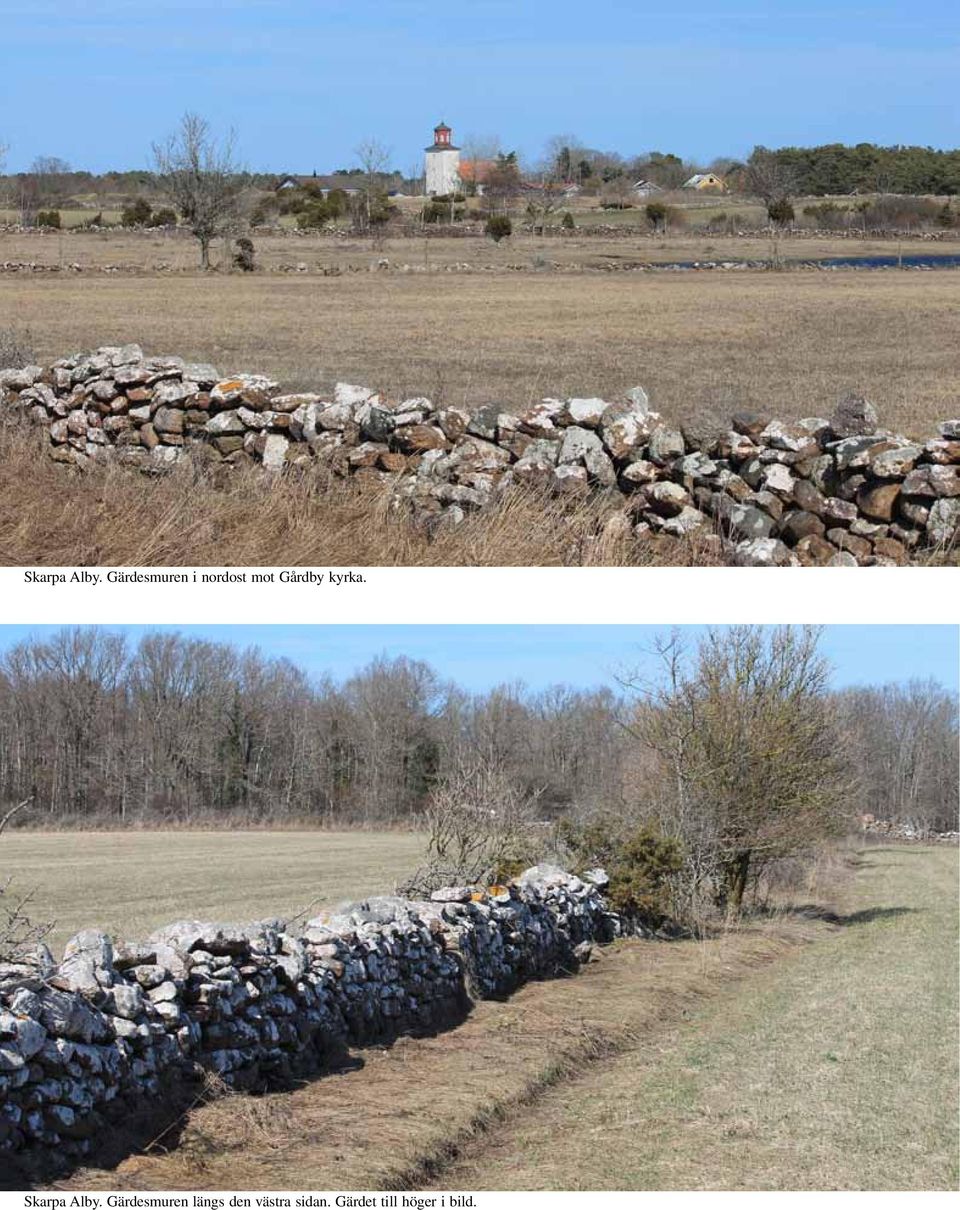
[424,121,461,196]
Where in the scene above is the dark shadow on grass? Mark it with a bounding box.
[831,905,918,927]
[756,903,918,927]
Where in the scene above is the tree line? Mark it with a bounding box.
[0,628,955,845]
[0,628,622,827]
[753,143,960,198]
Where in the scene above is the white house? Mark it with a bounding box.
[632,179,663,197]
[424,121,461,196]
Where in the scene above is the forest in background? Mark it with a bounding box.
[0,627,955,837]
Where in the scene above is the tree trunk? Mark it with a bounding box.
[725,850,751,913]
[199,236,210,270]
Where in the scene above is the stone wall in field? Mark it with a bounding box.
[2,344,958,565]
[0,865,614,1170]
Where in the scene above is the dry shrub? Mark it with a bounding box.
[0,878,52,962]
[0,417,721,567]
[0,798,51,963]
[0,327,35,370]
[400,762,544,896]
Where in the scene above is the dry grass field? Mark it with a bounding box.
[50,844,958,1192]
[3,828,426,953]
[2,226,958,565]
[3,254,959,434]
[4,221,954,271]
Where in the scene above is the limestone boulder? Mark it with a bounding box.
[829,392,879,438]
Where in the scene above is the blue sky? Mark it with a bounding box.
[0,625,955,695]
[1,2,956,173]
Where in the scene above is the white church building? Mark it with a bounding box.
[424,121,461,196]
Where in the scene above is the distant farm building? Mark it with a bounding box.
[682,172,725,192]
[459,159,494,195]
[274,174,361,197]
[632,180,663,197]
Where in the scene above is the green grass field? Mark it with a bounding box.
[440,844,960,1190]
[3,829,426,952]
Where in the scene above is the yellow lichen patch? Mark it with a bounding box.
[487,885,508,898]
[216,379,244,393]
[469,891,487,902]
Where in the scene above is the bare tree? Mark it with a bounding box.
[542,133,585,182]
[601,174,634,209]
[525,159,568,234]
[354,137,392,227]
[460,132,502,196]
[30,155,72,208]
[152,113,247,269]
[744,146,797,207]
[837,680,959,834]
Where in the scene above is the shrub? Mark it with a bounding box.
[767,197,795,225]
[802,201,849,228]
[599,199,634,210]
[0,877,52,963]
[857,195,941,229]
[645,200,667,229]
[233,237,255,271]
[423,199,464,224]
[297,200,332,230]
[148,207,177,227]
[561,211,575,230]
[120,197,153,227]
[558,815,682,925]
[645,201,683,232]
[704,210,744,233]
[35,210,61,229]
[485,214,512,242]
[355,192,399,228]
[325,189,348,218]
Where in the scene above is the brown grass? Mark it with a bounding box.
[0,419,721,566]
[2,239,958,435]
[3,228,957,566]
[2,219,956,271]
[48,845,957,1192]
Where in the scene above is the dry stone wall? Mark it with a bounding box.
[3,345,959,565]
[0,866,614,1168]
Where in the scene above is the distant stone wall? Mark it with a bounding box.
[0,866,614,1169]
[2,345,958,565]
[860,818,959,843]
